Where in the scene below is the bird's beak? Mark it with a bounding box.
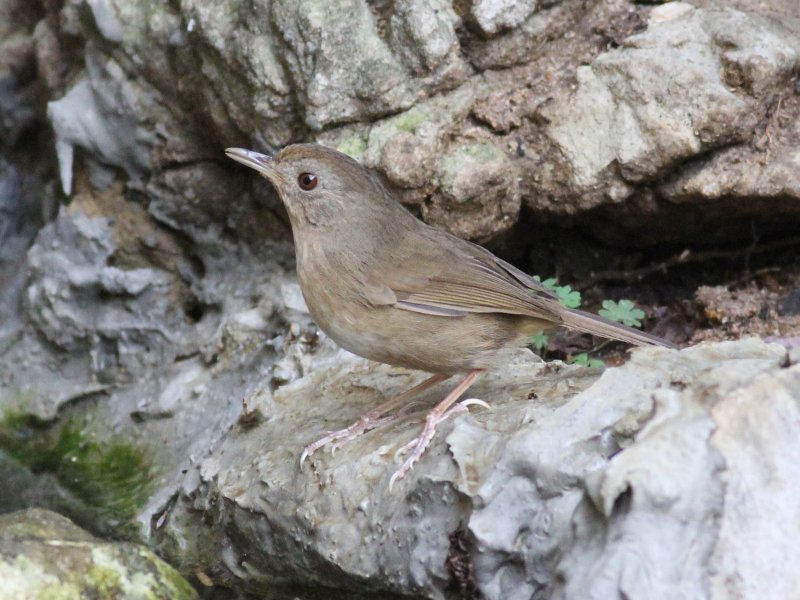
[225,147,277,179]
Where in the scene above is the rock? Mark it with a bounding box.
[0,508,197,599]
[707,366,800,599]
[658,91,800,212]
[464,2,583,70]
[0,0,41,146]
[0,157,49,341]
[427,140,520,240]
[271,0,413,130]
[389,0,466,81]
[539,5,800,211]
[12,0,796,244]
[141,338,789,599]
[0,33,38,146]
[469,0,541,36]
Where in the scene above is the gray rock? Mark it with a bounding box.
[470,0,541,36]
[390,0,466,80]
[430,140,520,241]
[659,101,800,209]
[0,158,48,340]
[21,0,799,243]
[148,338,790,599]
[539,4,800,212]
[464,1,581,70]
[271,0,413,130]
[0,34,37,147]
[47,47,175,195]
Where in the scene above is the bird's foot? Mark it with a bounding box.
[388,397,490,491]
[300,373,451,469]
[300,411,397,467]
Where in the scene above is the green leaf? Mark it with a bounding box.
[540,277,558,290]
[555,285,582,309]
[569,353,605,369]
[532,331,549,351]
[533,276,582,308]
[598,299,645,327]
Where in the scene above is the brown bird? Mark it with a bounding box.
[226,144,674,488]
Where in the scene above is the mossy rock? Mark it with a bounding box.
[0,409,155,526]
[0,509,197,599]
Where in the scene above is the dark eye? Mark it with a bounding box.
[298,172,318,191]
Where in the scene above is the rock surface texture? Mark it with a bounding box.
[1,0,799,598]
[0,508,197,599]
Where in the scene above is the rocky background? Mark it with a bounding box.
[1,0,799,598]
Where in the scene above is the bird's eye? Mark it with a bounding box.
[297,172,318,191]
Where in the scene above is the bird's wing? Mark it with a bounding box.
[359,225,675,348]
[361,227,563,322]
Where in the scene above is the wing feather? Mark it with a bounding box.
[366,227,563,322]
[354,222,673,348]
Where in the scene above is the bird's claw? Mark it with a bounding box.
[458,398,491,411]
[389,456,419,492]
[388,397,491,491]
[300,413,397,469]
[393,438,416,461]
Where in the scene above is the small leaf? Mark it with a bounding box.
[598,299,645,328]
[555,285,582,309]
[569,353,605,369]
[532,331,549,351]
[533,275,582,308]
[541,277,558,290]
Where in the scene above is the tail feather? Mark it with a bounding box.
[561,308,676,349]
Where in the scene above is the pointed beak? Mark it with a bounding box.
[225,147,277,179]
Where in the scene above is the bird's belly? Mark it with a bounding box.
[308,298,544,374]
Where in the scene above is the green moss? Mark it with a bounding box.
[457,142,504,162]
[0,510,94,542]
[0,411,154,523]
[393,107,427,133]
[91,547,197,600]
[0,555,79,600]
[336,136,367,159]
[144,548,198,599]
[0,408,31,442]
[439,142,507,196]
[87,563,124,598]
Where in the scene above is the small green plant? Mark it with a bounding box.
[534,276,582,309]
[568,353,605,369]
[532,330,549,351]
[598,299,646,327]
[530,276,647,368]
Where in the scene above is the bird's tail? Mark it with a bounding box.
[561,307,676,348]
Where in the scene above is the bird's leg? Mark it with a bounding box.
[300,373,449,466]
[389,369,483,490]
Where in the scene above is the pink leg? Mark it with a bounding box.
[300,373,449,467]
[389,369,483,490]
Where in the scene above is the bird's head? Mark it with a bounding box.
[226,143,393,229]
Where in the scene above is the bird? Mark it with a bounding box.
[226,143,675,488]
